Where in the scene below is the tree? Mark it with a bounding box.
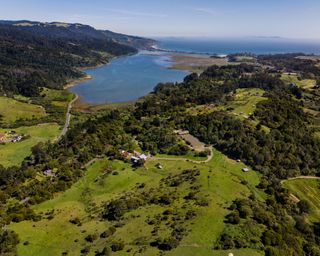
[298,200,312,214]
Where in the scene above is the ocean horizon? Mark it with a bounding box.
[156,37,320,55]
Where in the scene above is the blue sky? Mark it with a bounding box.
[1,0,320,39]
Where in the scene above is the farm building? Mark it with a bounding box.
[138,154,148,161]
[242,168,249,172]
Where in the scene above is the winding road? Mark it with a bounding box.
[58,93,78,140]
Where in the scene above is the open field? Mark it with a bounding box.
[73,97,135,113]
[0,123,60,167]
[0,97,46,124]
[229,88,267,118]
[10,149,264,256]
[281,74,316,89]
[295,55,320,62]
[283,178,320,222]
[187,88,266,118]
[41,87,74,109]
[186,88,269,133]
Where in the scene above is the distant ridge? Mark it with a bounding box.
[0,20,156,50]
[0,20,155,97]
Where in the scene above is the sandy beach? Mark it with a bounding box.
[63,74,93,90]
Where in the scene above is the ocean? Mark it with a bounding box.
[157,37,320,55]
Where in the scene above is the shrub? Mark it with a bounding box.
[85,234,97,243]
[110,241,125,252]
[297,199,312,214]
[225,211,240,224]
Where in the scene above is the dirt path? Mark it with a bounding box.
[153,146,213,164]
[281,176,320,204]
[281,176,320,185]
[81,156,103,169]
[58,93,78,140]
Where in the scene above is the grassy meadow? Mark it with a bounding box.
[0,124,60,167]
[283,178,320,222]
[281,74,316,89]
[187,88,266,118]
[10,149,264,256]
[0,96,46,124]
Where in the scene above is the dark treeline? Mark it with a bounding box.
[135,64,285,117]
[0,24,136,97]
[258,53,320,82]
[184,93,320,179]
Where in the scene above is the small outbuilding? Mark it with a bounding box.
[242,168,249,172]
[131,156,140,163]
[139,154,148,161]
[155,163,163,169]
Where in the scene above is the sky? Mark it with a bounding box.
[1,0,320,39]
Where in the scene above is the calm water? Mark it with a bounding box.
[71,38,320,104]
[158,37,320,55]
[70,51,189,104]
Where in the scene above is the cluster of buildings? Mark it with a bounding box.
[120,150,148,164]
[11,134,23,143]
[0,131,23,143]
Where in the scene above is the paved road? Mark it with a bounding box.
[58,94,78,140]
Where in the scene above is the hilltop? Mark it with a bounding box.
[0,20,155,97]
[0,20,155,50]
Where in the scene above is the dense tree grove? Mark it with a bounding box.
[258,53,320,80]
[184,93,320,179]
[0,24,137,97]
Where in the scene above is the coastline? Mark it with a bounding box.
[63,74,93,90]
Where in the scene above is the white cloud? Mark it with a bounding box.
[193,7,217,15]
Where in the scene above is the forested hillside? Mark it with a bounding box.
[0,20,154,97]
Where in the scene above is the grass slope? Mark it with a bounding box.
[10,149,264,256]
[281,74,316,89]
[283,179,320,222]
[187,88,266,118]
[0,124,60,167]
[0,97,46,124]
